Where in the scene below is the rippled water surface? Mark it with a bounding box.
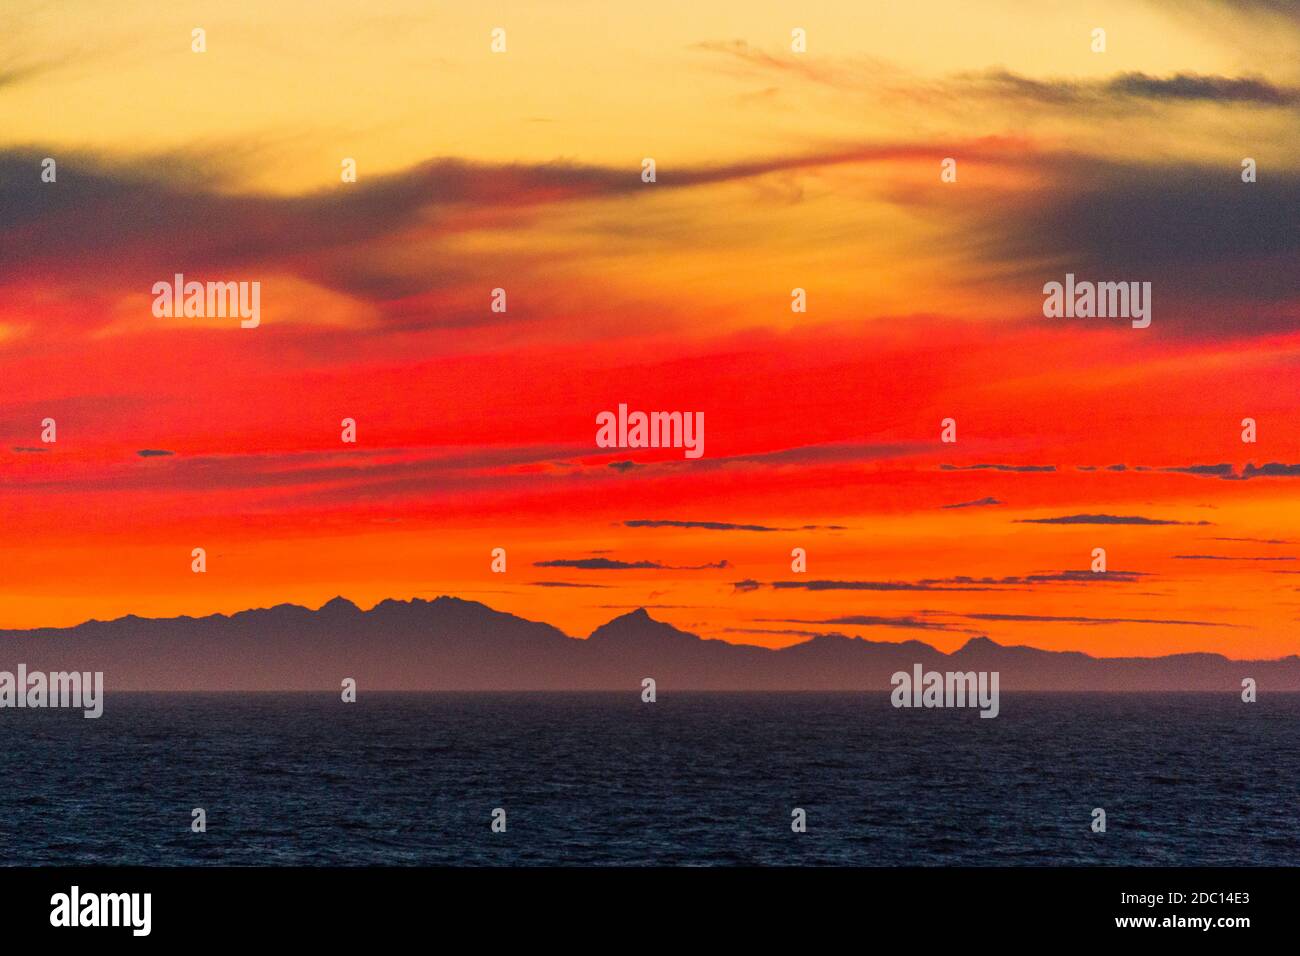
[2,692,1296,865]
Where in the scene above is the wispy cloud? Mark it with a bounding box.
[742,570,1147,592]
[1079,463,1300,481]
[627,519,783,532]
[1017,514,1208,526]
[767,579,996,592]
[941,496,1002,509]
[969,68,1300,108]
[624,519,847,532]
[693,39,1300,108]
[535,558,730,571]
[1162,464,1236,477]
[1237,463,1300,480]
[0,141,1047,333]
[1173,554,1296,561]
[756,614,970,632]
[941,464,1055,473]
[960,612,1237,628]
[688,39,892,90]
[528,581,612,588]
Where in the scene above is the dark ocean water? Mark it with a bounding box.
[2,692,1296,866]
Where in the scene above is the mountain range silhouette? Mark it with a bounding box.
[1,596,1295,691]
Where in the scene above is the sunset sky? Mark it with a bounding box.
[2,0,1298,658]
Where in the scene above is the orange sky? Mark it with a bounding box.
[2,0,1299,658]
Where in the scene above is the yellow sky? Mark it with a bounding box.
[6,0,1294,193]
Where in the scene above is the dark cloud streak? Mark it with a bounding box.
[535,558,730,571]
[1016,514,1207,526]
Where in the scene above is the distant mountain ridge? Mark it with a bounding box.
[1,596,1295,691]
